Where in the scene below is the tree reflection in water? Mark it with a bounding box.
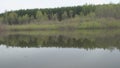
[0,34,120,50]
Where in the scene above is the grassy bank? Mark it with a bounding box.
[6,29,120,38]
[5,17,120,31]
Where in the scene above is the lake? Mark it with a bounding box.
[0,29,120,68]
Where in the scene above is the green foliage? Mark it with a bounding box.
[36,11,43,21]
[62,11,68,20]
[5,17,120,31]
[95,4,120,19]
[7,12,18,25]
[0,4,96,24]
[22,14,30,24]
[0,17,3,24]
[0,4,120,25]
[52,13,57,20]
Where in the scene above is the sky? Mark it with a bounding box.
[0,0,119,13]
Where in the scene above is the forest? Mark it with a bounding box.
[0,4,120,25]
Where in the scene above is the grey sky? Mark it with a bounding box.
[0,0,119,13]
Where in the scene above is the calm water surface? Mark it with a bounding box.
[0,46,120,68]
[0,30,120,68]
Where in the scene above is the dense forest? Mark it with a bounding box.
[0,4,120,25]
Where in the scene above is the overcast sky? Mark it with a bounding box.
[0,0,119,13]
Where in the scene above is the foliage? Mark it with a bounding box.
[0,4,119,25]
[95,4,120,19]
[0,4,95,24]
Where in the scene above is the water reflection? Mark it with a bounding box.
[0,34,120,50]
[0,35,39,47]
[0,34,120,68]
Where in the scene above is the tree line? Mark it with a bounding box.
[0,4,120,25]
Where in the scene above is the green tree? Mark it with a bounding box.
[7,12,18,25]
[43,12,48,21]
[69,10,74,18]
[3,12,9,24]
[0,17,3,24]
[62,11,68,20]
[53,13,57,21]
[22,14,30,24]
[36,10,44,22]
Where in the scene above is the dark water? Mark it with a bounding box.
[0,33,120,68]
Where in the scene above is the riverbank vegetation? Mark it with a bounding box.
[0,3,120,30]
